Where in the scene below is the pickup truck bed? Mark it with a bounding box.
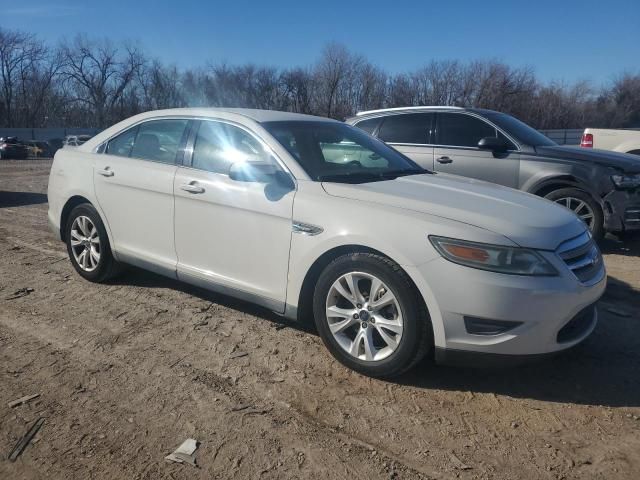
[582,128,640,155]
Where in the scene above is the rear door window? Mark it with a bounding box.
[130,119,189,164]
[377,113,433,144]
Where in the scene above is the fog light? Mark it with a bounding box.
[464,317,522,335]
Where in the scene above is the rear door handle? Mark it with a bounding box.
[180,182,205,194]
[98,167,114,177]
[437,156,453,164]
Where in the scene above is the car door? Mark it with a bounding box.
[93,118,190,275]
[433,112,520,187]
[173,119,295,312]
[375,113,435,169]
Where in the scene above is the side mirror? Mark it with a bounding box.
[478,137,509,153]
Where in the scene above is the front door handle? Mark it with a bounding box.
[180,182,205,194]
[437,156,453,164]
[98,167,114,177]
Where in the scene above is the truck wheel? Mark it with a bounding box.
[545,188,604,240]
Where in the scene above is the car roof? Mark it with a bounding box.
[355,106,464,116]
[135,107,336,124]
[349,106,502,122]
[81,108,339,152]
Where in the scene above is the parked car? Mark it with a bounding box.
[64,134,93,147]
[47,138,64,156]
[47,108,605,377]
[347,107,640,239]
[0,137,29,159]
[24,140,53,158]
[581,128,640,155]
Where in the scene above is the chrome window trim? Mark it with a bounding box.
[387,142,434,147]
[390,142,520,154]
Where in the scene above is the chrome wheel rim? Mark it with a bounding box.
[70,216,101,272]
[325,272,403,362]
[555,197,595,228]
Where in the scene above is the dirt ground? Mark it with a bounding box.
[0,159,639,480]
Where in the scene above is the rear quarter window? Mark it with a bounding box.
[353,117,382,135]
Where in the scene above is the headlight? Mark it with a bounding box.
[611,173,640,189]
[429,236,558,276]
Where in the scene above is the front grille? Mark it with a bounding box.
[557,231,603,284]
[557,304,596,343]
[625,206,640,225]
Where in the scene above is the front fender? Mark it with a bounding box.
[285,181,514,313]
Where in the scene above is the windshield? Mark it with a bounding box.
[484,112,557,147]
[262,121,428,183]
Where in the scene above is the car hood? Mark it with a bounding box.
[322,173,585,250]
[535,145,640,173]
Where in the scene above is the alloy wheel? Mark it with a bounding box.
[70,215,101,272]
[554,196,595,229]
[325,272,403,362]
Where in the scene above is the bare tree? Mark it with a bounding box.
[0,28,57,126]
[313,43,364,118]
[1,28,638,131]
[280,67,314,113]
[137,60,185,110]
[60,35,145,127]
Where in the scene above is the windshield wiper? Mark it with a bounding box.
[318,169,429,184]
[379,168,431,178]
[318,172,384,183]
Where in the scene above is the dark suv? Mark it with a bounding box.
[0,137,29,160]
[347,107,640,239]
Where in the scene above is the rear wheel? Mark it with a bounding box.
[544,188,604,240]
[313,252,431,378]
[65,203,122,282]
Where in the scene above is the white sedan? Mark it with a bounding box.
[47,108,606,377]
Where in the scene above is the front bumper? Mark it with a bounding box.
[406,253,606,362]
[434,305,597,367]
[603,188,640,232]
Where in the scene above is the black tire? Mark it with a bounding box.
[544,188,604,241]
[65,203,122,282]
[312,252,431,378]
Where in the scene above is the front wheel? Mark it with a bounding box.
[313,252,431,378]
[544,188,604,240]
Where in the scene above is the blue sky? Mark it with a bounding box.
[1,0,638,86]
